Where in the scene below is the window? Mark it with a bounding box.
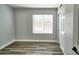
[33,15,53,34]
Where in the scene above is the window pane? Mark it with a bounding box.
[33,15,53,34]
[43,15,53,33]
[33,15,43,33]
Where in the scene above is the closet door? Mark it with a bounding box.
[58,7,65,51]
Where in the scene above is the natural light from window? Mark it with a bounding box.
[33,15,53,34]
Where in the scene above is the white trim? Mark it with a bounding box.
[60,45,65,55]
[0,40,15,50]
[15,39,58,43]
[10,4,60,8]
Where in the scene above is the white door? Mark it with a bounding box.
[58,7,65,52]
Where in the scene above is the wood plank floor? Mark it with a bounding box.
[0,42,63,55]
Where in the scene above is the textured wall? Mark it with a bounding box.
[0,5,15,47]
[14,8,58,41]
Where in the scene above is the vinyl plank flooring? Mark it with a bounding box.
[0,42,63,55]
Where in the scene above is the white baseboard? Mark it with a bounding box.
[0,40,15,50]
[15,39,58,43]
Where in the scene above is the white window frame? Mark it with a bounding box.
[32,14,53,34]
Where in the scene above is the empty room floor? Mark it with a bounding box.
[0,42,63,55]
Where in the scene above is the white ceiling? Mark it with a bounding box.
[9,4,60,8]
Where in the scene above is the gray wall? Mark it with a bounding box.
[73,5,79,45]
[73,4,79,51]
[0,5,15,47]
[14,8,58,41]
